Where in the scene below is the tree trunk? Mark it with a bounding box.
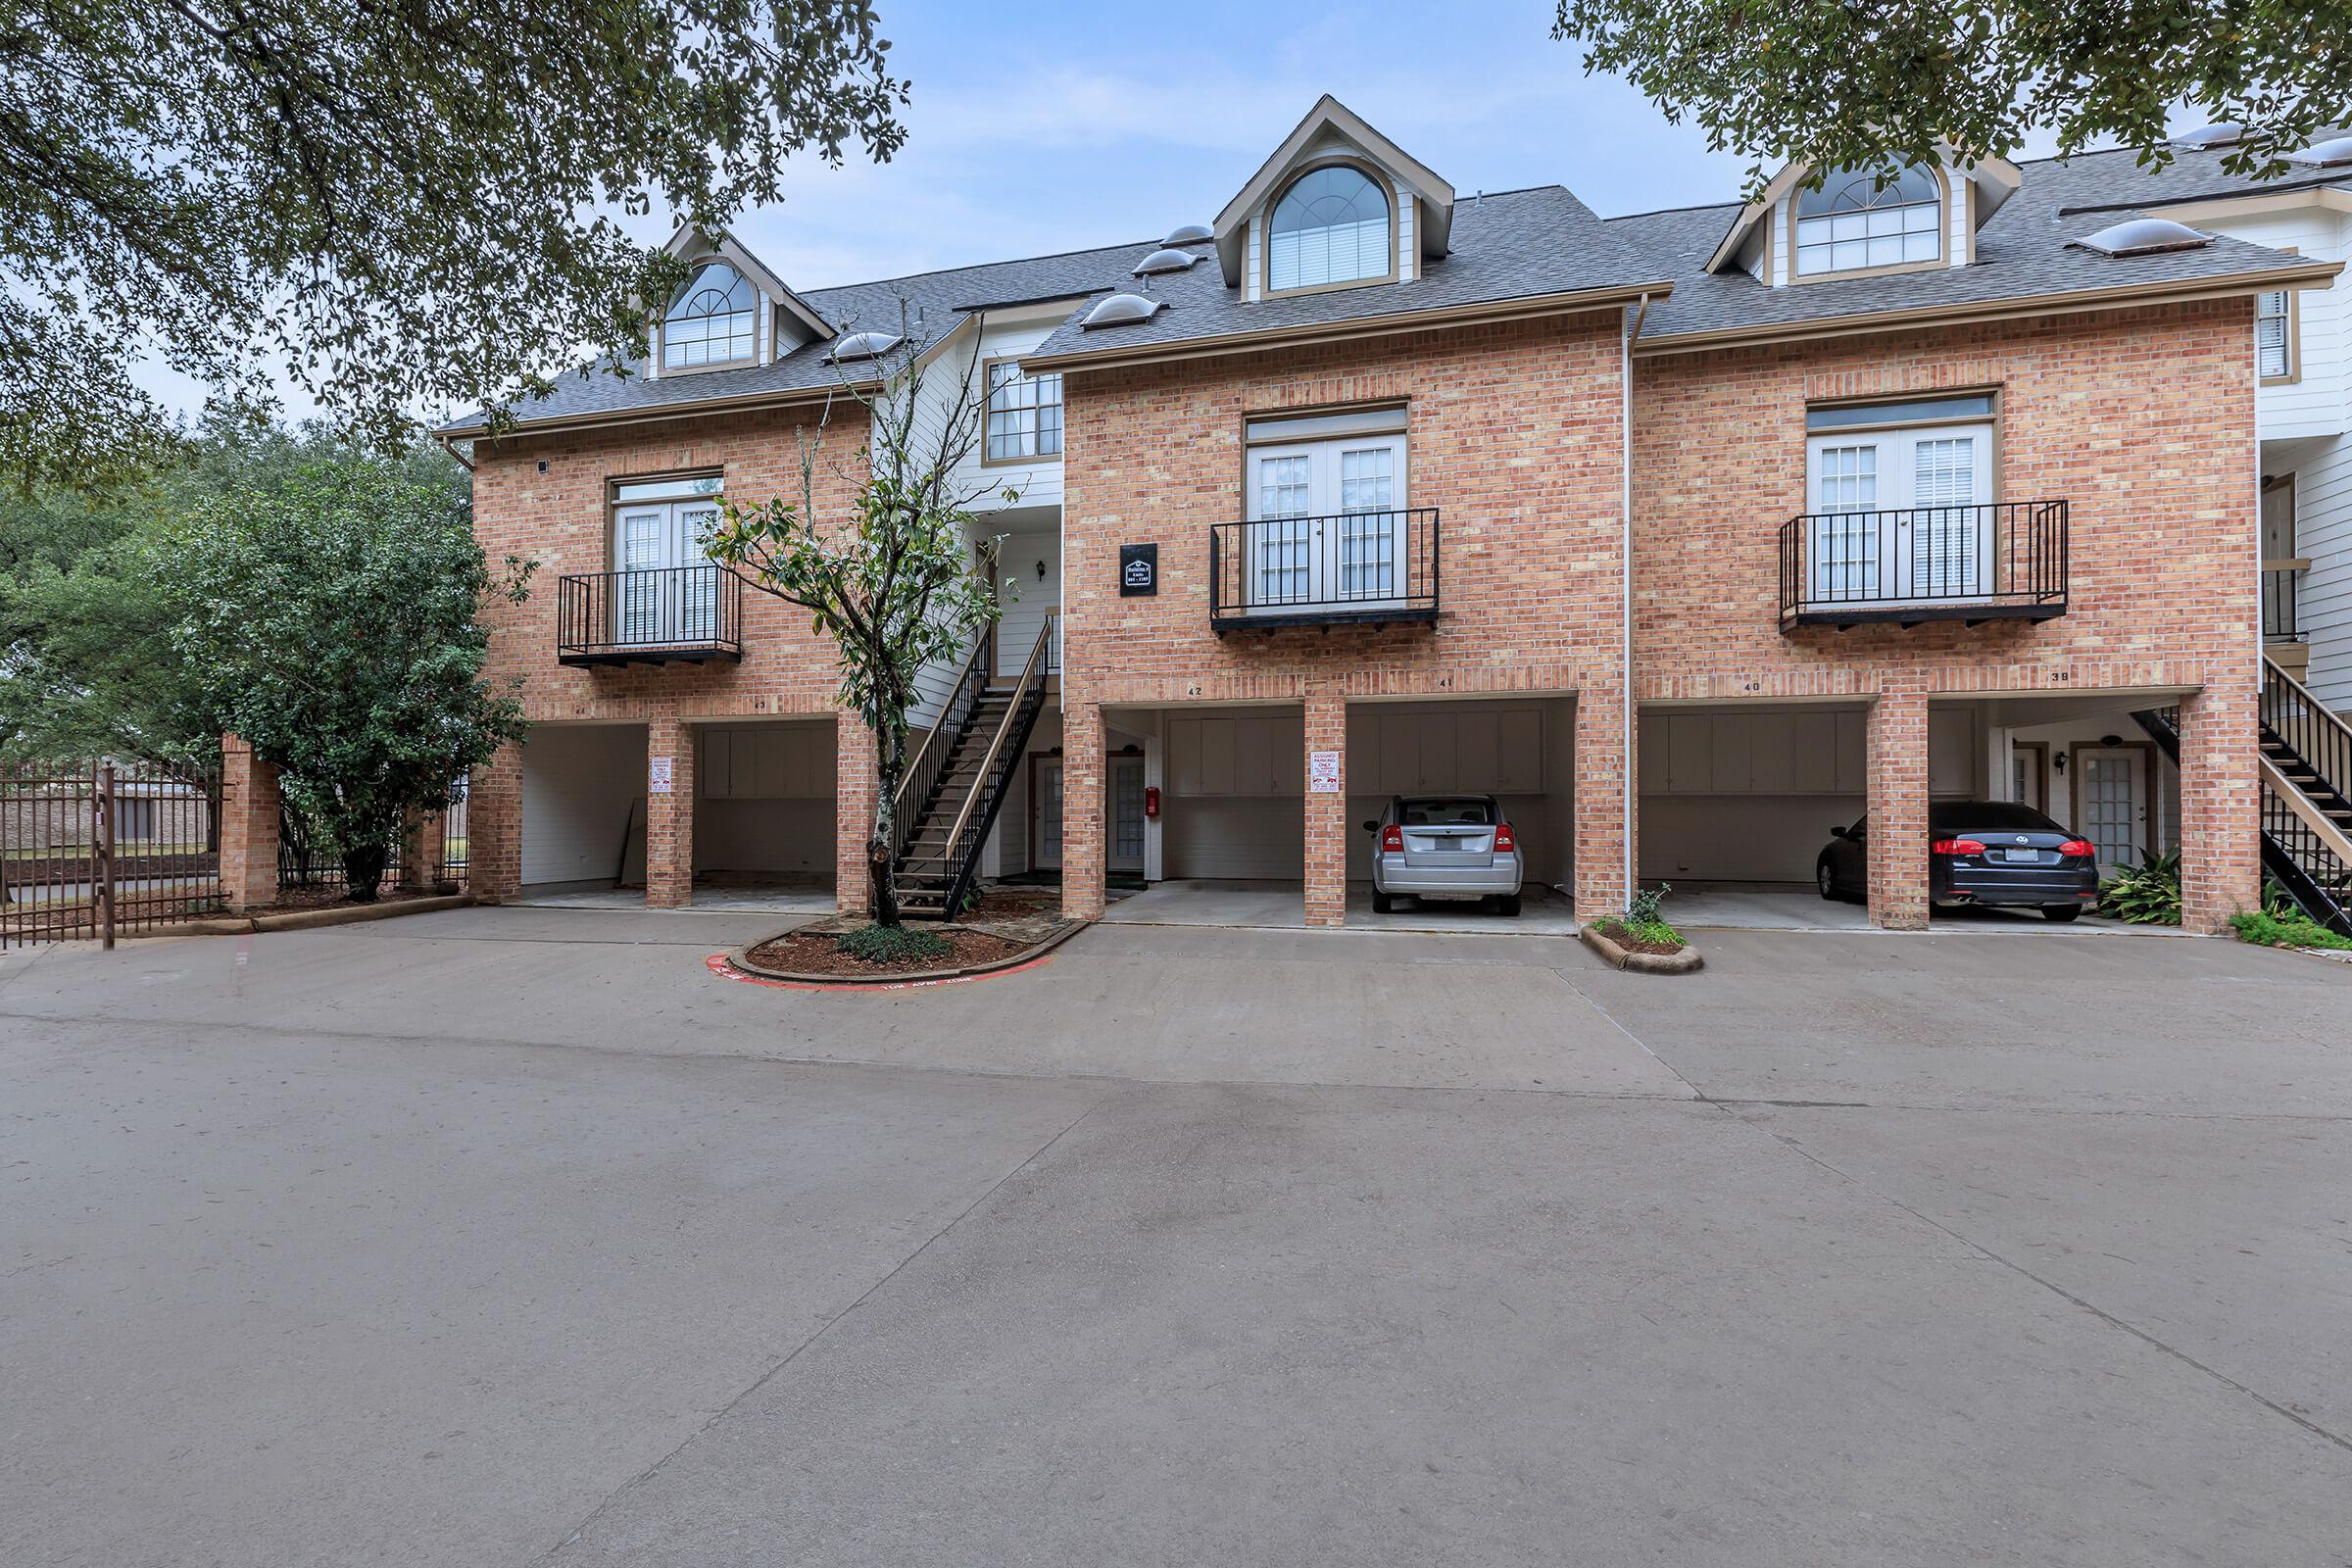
[869,724,903,928]
[342,839,389,903]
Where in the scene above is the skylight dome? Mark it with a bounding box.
[827,329,903,363]
[1133,247,1200,277]
[1163,222,1212,245]
[1080,293,1164,330]
[2170,122,2245,150]
[2069,218,2212,258]
[2288,135,2352,168]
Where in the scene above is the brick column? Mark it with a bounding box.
[1061,700,1105,921]
[836,710,875,919]
[645,717,695,907]
[1867,690,1931,930]
[2177,682,2262,933]
[1303,697,1348,927]
[397,810,447,892]
[219,734,280,912]
[468,744,522,904]
[1573,685,1633,920]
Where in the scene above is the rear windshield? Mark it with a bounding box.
[1930,801,2061,832]
[1399,799,1494,826]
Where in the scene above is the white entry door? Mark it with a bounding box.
[1032,759,1064,871]
[2075,748,2148,875]
[613,497,722,642]
[1109,758,1146,873]
[1806,423,1994,603]
[1246,435,1408,610]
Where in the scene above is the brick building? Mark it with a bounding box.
[419,97,2343,936]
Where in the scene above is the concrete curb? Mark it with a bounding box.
[154,893,474,938]
[1580,923,1704,974]
[726,918,1087,987]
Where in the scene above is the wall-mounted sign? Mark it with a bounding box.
[649,756,674,795]
[1119,543,1158,597]
[1309,751,1342,794]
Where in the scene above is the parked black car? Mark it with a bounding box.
[1817,801,2101,920]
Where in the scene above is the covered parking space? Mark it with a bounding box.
[516,721,649,901]
[690,717,838,903]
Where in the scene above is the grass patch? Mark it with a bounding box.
[833,922,951,964]
[2230,908,2352,952]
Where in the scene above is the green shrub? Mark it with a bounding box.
[834,923,950,963]
[1626,883,1671,925]
[2097,848,2181,925]
[2230,908,2352,952]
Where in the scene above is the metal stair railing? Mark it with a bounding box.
[926,617,1054,918]
[891,629,993,871]
[2261,656,2352,816]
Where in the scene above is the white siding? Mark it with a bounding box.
[2209,206,2349,440]
[1395,177,1416,282]
[2288,433,2352,710]
[994,527,1059,673]
[519,725,646,889]
[1244,213,1262,303]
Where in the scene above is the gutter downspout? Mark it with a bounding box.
[1622,293,1647,910]
[435,434,475,472]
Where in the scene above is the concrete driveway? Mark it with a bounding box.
[2,908,2348,1566]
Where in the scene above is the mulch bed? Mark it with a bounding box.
[1592,918,1688,956]
[961,886,1061,921]
[745,927,1027,977]
[260,884,454,914]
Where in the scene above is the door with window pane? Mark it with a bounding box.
[613,500,720,643]
[1245,436,1408,610]
[2076,748,2147,875]
[1805,422,1992,604]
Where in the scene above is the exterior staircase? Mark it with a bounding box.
[2132,656,2352,935]
[890,618,1054,920]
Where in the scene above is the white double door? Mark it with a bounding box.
[1806,423,1993,603]
[1246,436,1407,608]
[613,498,722,642]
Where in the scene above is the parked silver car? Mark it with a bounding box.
[1363,794,1523,914]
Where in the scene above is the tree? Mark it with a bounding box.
[704,318,1010,927]
[3,0,908,487]
[1553,1,2352,188]
[161,455,530,900]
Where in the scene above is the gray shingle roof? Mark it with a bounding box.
[1023,184,1671,364]
[1610,146,2339,348]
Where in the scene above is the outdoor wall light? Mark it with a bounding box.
[2052,752,2068,775]
[1036,560,1048,581]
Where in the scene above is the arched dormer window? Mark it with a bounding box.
[1266,164,1393,294]
[1793,166,1942,278]
[662,262,757,368]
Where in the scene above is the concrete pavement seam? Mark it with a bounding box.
[530,1088,1118,1565]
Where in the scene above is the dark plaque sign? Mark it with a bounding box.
[1119,543,1158,597]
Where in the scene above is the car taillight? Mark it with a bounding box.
[1494,822,1516,852]
[2058,839,2096,858]
[1932,838,1986,856]
[1381,824,1404,853]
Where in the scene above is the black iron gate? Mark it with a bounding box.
[1,760,225,948]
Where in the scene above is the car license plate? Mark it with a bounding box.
[2001,848,2039,863]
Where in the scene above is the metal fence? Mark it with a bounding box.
[1,759,224,948]
[277,787,469,898]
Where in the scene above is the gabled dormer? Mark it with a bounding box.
[1213,95,1455,303]
[643,225,835,379]
[1705,151,2023,287]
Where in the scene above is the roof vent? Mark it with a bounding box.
[2170,122,2245,150]
[2288,134,2352,168]
[1133,247,1200,277]
[1080,293,1165,330]
[1163,223,1212,245]
[826,329,903,363]
[2068,218,2212,258]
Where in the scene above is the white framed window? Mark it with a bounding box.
[610,474,725,642]
[662,263,757,369]
[1793,166,1942,277]
[1242,410,1410,611]
[1266,165,1393,293]
[983,360,1063,464]
[1802,400,1995,604]
[2258,286,2296,381]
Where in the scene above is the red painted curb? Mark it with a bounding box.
[704,951,1055,993]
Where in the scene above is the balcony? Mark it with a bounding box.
[557,565,744,666]
[1778,500,2068,630]
[1209,508,1440,632]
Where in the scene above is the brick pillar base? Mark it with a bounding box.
[646,716,694,907]
[1303,697,1348,927]
[1061,701,1105,921]
[469,745,522,904]
[1867,691,1930,929]
[837,710,876,919]
[1573,686,1632,920]
[220,734,280,912]
[2178,682,2261,933]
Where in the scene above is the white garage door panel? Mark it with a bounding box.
[520,727,645,887]
[1167,799,1302,879]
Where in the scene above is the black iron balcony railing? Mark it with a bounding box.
[1209,507,1440,631]
[1778,500,2068,629]
[557,565,744,665]
[2263,564,2302,641]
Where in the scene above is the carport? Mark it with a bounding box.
[692,718,838,900]
[517,721,648,898]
